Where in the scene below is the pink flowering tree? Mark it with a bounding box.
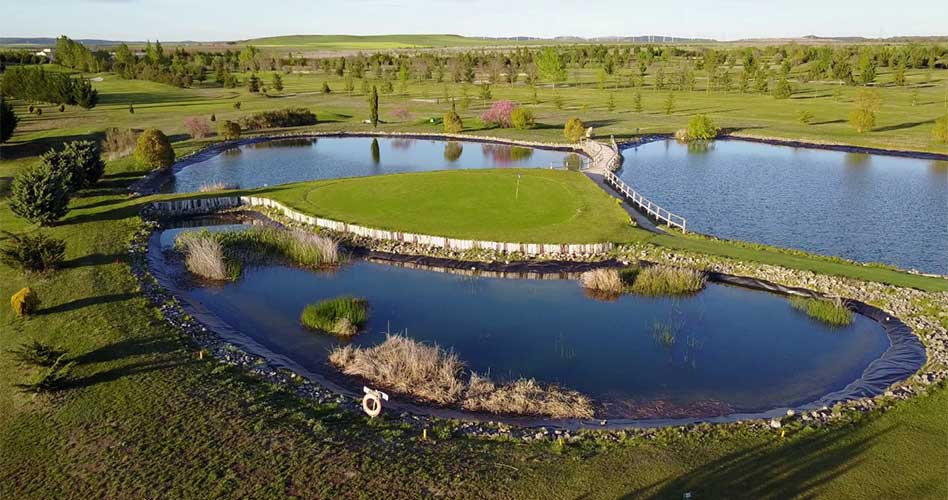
[391,105,412,122]
[184,116,212,139]
[480,100,517,128]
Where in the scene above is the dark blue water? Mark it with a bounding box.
[156,226,889,418]
[619,140,948,274]
[168,137,584,193]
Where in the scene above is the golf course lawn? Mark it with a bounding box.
[261,168,645,243]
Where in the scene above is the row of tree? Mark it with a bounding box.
[0,66,98,108]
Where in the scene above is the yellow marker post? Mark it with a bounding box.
[422,428,428,441]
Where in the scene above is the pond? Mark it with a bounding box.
[619,139,948,274]
[166,136,584,193]
[151,223,894,421]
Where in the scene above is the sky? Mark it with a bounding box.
[2,0,946,42]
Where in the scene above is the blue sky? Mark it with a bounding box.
[2,0,945,41]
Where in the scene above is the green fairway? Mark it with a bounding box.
[260,169,644,243]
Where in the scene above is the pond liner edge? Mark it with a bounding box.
[144,220,928,430]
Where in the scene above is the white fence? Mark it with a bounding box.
[146,196,614,256]
[603,170,687,232]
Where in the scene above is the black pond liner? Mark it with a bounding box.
[147,226,927,430]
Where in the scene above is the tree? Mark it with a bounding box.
[607,92,616,112]
[773,76,792,99]
[932,115,948,144]
[479,83,492,101]
[857,52,877,85]
[563,117,585,143]
[218,120,241,141]
[0,98,17,143]
[685,114,720,141]
[247,74,260,93]
[443,110,463,134]
[663,93,676,115]
[510,106,535,130]
[41,141,104,191]
[9,162,71,226]
[134,129,175,169]
[536,48,567,88]
[368,85,379,127]
[632,91,643,113]
[849,88,881,133]
[321,81,331,94]
[184,116,212,138]
[893,64,906,86]
[481,100,516,128]
[73,79,98,109]
[271,72,284,92]
[239,45,260,71]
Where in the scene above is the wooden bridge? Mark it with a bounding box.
[582,138,688,232]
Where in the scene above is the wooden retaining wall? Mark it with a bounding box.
[146,197,614,256]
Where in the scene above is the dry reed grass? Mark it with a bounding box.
[180,235,228,280]
[579,268,623,294]
[462,373,594,419]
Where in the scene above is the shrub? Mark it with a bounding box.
[134,128,175,169]
[329,334,465,404]
[932,115,948,144]
[563,117,585,143]
[629,265,706,296]
[184,116,212,139]
[849,108,876,133]
[218,120,241,141]
[321,81,331,94]
[9,162,71,225]
[391,105,412,122]
[510,106,536,130]
[11,340,66,367]
[101,128,141,160]
[41,140,104,191]
[239,108,317,131]
[58,104,65,112]
[685,114,720,141]
[579,268,623,296]
[480,100,516,128]
[0,231,66,272]
[11,287,40,317]
[789,296,853,326]
[0,98,18,143]
[443,111,463,134]
[300,296,368,336]
[14,355,75,393]
[462,373,593,419]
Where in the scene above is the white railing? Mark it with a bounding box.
[603,170,687,232]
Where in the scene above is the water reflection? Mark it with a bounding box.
[390,138,414,150]
[370,138,380,164]
[481,143,535,165]
[564,152,583,171]
[686,141,715,155]
[844,152,871,167]
[444,141,463,162]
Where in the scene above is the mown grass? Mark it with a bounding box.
[262,169,641,244]
[789,296,855,326]
[300,296,368,336]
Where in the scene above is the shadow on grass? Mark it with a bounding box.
[62,252,125,270]
[812,119,846,126]
[66,335,194,389]
[39,292,138,315]
[0,131,106,161]
[873,119,935,132]
[621,425,896,500]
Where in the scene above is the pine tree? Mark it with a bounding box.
[369,85,379,127]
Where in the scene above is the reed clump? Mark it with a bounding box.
[628,265,706,296]
[178,234,231,280]
[329,334,465,404]
[789,296,854,326]
[579,268,623,296]
[462,373,594,419]
[300,296,368,336]
[329,334,595,418]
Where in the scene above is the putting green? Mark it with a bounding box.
[262,169,647,243]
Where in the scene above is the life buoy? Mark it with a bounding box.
[362,392,382,417]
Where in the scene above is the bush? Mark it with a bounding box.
[218,120,241,141]
[300,296,368,336]
[480,100,516,128]
[0,98,18,143]
[321,81,331,94]
[629,265,706,296]
[101,128,141,160]
[932,115,948,144]
[391,105,412,122]
[849,108,876,133]
[9,162,71,225]
[443,111,463,134]
[239,107,317,131]
[579,268,623,296]
[0,231,66,272]
[177,234,231,281]
[41,140,104,191]
[73,78,98,109]
[685,114,720,141]
[11,287,40,317]
[563,117,585,143]
[510,106,536,130]
[789,296,853,326]
[184,116,212,139]
[11,340,66,367]
[134,128,175,169]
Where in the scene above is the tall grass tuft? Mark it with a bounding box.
[197,181,239,192]
[329,334,465,404]
[462,373,594,419]
[789,296,854,326]
[629,265,706,296]
[580,268,623,295]
[300,296,368,336]
[178,233,230,280]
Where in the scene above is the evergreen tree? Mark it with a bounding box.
[271,72,283,92]
[9,162,71,226]
[0,98,17,143]
[368,85,379,127]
